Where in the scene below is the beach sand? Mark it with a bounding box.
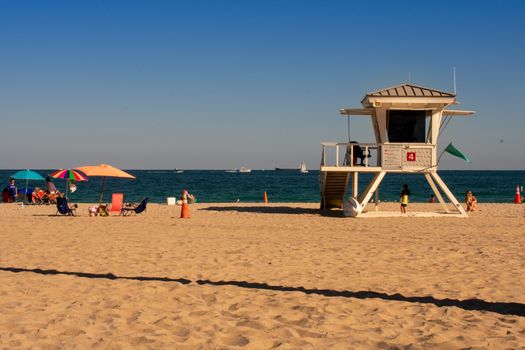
[1,202,524,349]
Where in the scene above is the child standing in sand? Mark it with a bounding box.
[400,184,410,214]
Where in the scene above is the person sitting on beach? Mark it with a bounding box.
[465,191,478,211]
[88,204,109,217]
[32,187,48,204]
[44,176,59,204]
[88,204,99,217]
[429,194,436,203]
[56,192,78,216]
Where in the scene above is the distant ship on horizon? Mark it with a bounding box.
[226,167,252,173]
[275,161,308,173]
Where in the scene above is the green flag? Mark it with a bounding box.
[444,142,471,163]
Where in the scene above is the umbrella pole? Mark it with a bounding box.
[99,177,106,204]
[25,178,29,204]
[65,178,69,200]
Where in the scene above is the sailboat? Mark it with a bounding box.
[300,161,308,173]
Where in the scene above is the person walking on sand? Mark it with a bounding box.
[400,184,411,214]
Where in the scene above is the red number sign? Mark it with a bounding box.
[406,152,416,162]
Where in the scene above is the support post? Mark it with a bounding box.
[335,145,339,167]
[320,172,327,212]
[424,173,449,213]
[352,172,358,198]
[358,171,386,212]
[430,172,467,216]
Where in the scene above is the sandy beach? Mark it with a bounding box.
[1,202,524,349]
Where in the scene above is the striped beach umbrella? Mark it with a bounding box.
[50,169,88,182]
[50,169,88,198]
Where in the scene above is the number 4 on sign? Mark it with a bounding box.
[407,152,416,162]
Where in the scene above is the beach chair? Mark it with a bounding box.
[32,189,48,205]
[46,192,58,204]
[98,204,109,216]
[121,197,148,216]
[110,193,124,213]
[56,197,77,216]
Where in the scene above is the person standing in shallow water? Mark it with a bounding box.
[400,184,411,214]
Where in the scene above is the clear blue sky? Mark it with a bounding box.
[1,0,524,169]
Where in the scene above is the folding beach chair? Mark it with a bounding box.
[56,197,77,216]
[121,197,148,216]
[110,193,124,213]
[32,188,48,205]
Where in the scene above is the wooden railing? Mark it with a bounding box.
[321,142,381,167]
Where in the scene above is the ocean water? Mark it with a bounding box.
[1,169,524,204]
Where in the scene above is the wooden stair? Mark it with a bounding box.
[321,172,349,209]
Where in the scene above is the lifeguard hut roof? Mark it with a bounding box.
[365,83,455,98]
[341,83,474,116]
[359,83,460,110]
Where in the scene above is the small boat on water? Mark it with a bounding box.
[300,161,308,173]
[174,169,184,173]
[226,167,252,173]
[238,167,252,173]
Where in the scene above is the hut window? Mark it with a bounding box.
[387,110,427,143]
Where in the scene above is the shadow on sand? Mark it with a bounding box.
[1,266,524,317]
[200,205,341,217]
[0,266,191,284]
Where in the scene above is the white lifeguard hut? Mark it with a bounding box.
[320,83,474,217]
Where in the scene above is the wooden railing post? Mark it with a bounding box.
[335,144,339,167]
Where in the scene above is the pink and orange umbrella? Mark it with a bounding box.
[75,164,135,203]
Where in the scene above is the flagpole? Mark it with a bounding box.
[436,144,450,166]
